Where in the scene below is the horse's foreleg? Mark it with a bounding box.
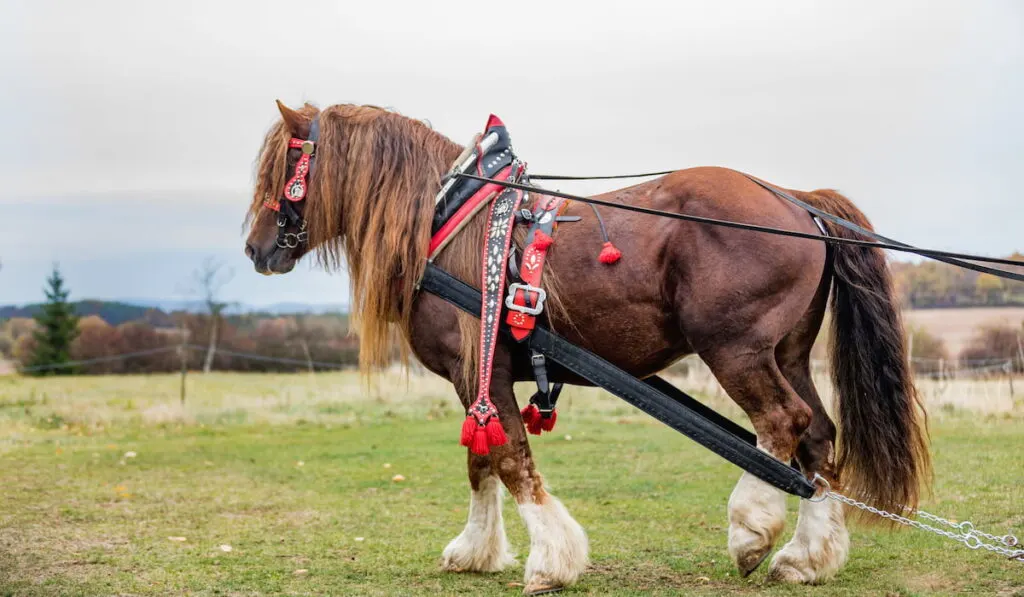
[488,374,588,595]
[441,451,516,573]
[704,348,812,577]
[768,343,849,584]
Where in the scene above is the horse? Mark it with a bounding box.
[243,101,931,594]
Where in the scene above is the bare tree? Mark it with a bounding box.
[190,257,234,374]
[289,314,315,374]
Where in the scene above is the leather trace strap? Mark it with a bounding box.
[420,263,816,498]
[459,162,526,456]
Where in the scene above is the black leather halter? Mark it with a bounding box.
[275,116,321,249]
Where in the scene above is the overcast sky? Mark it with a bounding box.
[0,0,1021,306]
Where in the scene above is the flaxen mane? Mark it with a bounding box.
[248,104,566,384]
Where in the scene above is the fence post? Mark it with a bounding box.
[1017,332,1024,374]
[178,327,189,405]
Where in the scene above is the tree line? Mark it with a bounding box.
[891,253,1024,308]
[1,265,360,375]
[4,260,1022,376]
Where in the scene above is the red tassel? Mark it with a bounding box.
[598,241,622,264]
[540,409,557,432]
[470,427,490,455]
[521,404,540,432]
[485,417,507,446]
[460,416,476,447]
[532,231,554,251]
[521,404,542,435]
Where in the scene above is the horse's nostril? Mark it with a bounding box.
[245,243,256,261]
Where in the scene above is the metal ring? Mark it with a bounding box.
[1004,535,1019,547]
[964,535,982,550]
[958,521,975,535]
[808,473,831,503]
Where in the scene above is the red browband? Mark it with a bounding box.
[263,138,315,212]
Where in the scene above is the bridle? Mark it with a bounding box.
[262,116,321,249]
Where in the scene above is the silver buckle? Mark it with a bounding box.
[505,282,546,316]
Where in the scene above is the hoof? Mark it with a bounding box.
[765,496,849,584]
[729,523,778,577]
[766,560,810,584]
[524,577,563,596]
[727,471,787,578]
[739,548,772,577]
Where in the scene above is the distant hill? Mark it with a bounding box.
[119,299,348,315]
[0,300,177,327]
[0,299,348,326]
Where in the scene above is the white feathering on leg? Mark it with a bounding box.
[518,494,589,589]
[769,495,849,583]
[728,471,788,575]
[442,476,516,572]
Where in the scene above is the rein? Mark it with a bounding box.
[453,172,1024,282]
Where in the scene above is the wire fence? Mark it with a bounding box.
[7,345,1022,379]
[3,344,1021,413]
[6,344,354,375]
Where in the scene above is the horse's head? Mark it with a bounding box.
[245,100,320,275]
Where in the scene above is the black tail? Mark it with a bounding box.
[809,189,931,516]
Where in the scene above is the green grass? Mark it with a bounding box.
[0,372,1022,596]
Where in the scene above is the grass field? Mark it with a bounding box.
[1,372,1022,596]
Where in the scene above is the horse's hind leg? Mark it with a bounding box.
[441,451,516,573]
[767,324,849,584]
[702,346,812,577]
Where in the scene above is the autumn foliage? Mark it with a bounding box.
[891,253,1024,308]
[3,313,360,374]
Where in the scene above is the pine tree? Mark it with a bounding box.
[29,264,80,375]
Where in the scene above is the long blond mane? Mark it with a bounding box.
[248,104,495,374]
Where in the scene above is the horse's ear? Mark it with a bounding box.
[276,99,311,138]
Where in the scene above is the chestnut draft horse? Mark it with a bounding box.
[243,101,930,593]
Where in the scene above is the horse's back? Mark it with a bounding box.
[545,165,829,370]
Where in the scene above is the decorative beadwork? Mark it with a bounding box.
[460,162,526,455]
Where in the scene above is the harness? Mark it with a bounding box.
[263,117,321,249]
[425,115,812,490]
[432,116,602,452]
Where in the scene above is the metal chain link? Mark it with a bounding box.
[823,491,1024,561]
[916,509,1020,549]
[810,475,1024,562]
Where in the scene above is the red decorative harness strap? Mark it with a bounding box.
[263,138,315,212]
[429,166,513,257]
[505,194,566,342]
[459,164,526,456]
